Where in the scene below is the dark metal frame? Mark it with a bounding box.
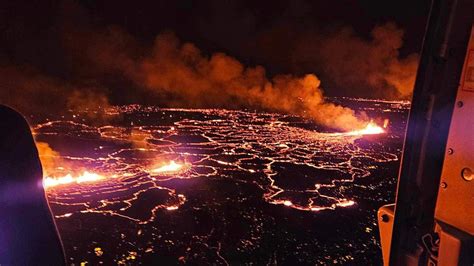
[389,0,473,264]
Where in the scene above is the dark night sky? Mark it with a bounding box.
[1,0,430,72]
[0,0,432,113]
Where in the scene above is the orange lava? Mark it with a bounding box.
[344,121,385,136]
[150,160,191,176]
[43,160,192,189]
[43,171,105,188]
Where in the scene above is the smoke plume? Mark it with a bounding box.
[0,0,419,131]
[288,23,419,98]
[35,141,71,177]
[62,29,368,131]
[0,65,112,119]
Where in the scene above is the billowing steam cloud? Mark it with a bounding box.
[0,2,417,131]
[138,33,370,130]
[62,29,369,131]
[36,141,73,177]
[0,65,111,118]
[289,23,419,99]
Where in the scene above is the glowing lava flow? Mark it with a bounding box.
[43,171,105,188]
[43,160,191,188]
[36,106,400,219]
[343,121,385,136]
[150,161,190,175]
[31,102,408,264]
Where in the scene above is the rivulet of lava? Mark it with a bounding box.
[30,98,410,264]
[36,105,390,222]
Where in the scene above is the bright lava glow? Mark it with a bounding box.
[166,206,179,211]
[151,160,189,175]
[345,121,385,136]
[36,106,400,221]
[337,200,356,207]
[43,171,105,188]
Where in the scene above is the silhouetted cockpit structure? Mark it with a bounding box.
[0,105,65,265]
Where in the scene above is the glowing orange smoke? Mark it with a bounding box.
[43,171,105,188]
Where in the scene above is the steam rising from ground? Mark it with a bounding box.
[0,34,372,131]
[134,33,368,130]
[0,3,417,131]
[0,65,111,118]
[290,23,418,98]
[36,142,62,176]
[36,141,74,177]
[60,29,370,130]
